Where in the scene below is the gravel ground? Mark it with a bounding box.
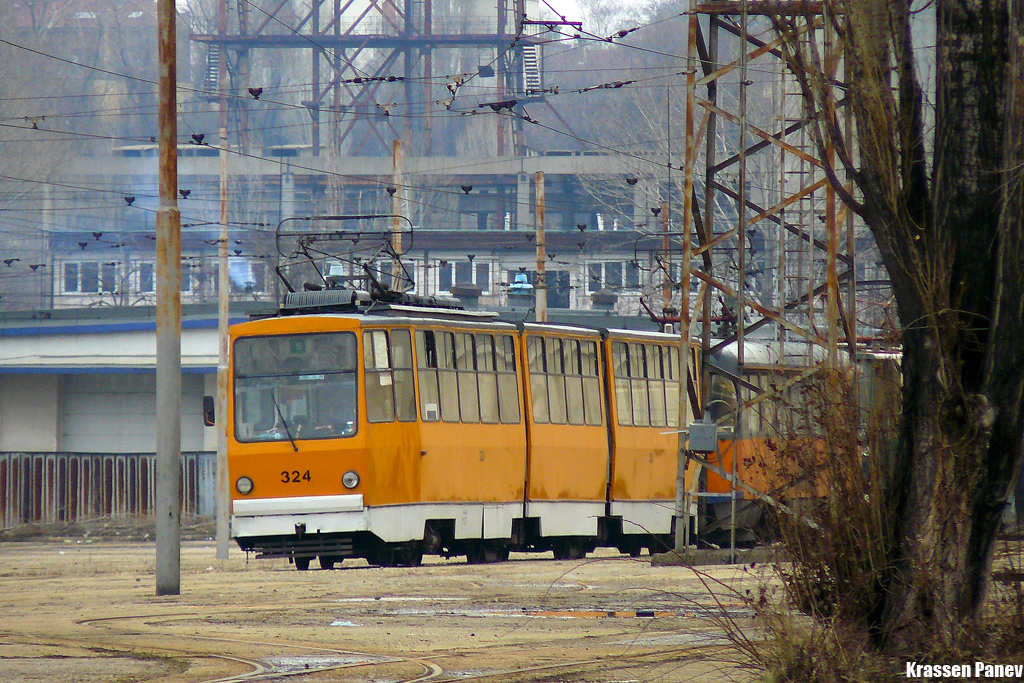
[0,538,763,683]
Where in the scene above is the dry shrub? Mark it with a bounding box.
[722,360,1024,680]
[766,367,896,625]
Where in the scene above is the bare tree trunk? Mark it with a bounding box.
[878,0,1024,650]
[773,0,1024,651]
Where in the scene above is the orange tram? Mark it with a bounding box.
[223,291,703,569]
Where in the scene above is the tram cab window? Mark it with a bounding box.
[233,333,358,442]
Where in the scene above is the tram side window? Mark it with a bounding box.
[391,330,416,421]
[454,333,481,423]
[415,329,459,422]
[613,342,632,426]
[580,340,603,425]
[528,336,602,426]
[546,338,569,424]
[629,343,651,427]
[363,329,416,423]
[528,337,550,424]
[613,341,681,428]
[564,339,584,425]
[708,373,737,427]
[646,345,667,427]
[416,329,521,424]
[416,330,441,421]
[666,345,681,428]
[475,334,500,424]
[496,334,521,423]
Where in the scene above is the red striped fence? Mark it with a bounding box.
[0,452,216,528]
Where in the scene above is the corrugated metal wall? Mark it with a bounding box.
[0,452,216,528]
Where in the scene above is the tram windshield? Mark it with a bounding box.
[233,332,359,442]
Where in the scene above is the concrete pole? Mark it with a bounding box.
[215,0,231,561]
[534,171,547,322]
[156,0,182,596]
[674,2,699,553]
[661,200,671,312]
[732,0,750,565]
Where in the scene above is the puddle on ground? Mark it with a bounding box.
[264,654,397,673]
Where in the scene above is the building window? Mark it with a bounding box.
[139,263,154,293]
[438,262,453,292]
[455,260,473,285]
[587,263,602,292]
[81,262,99,292]
[588,261,637,291]
[229,260,266,294]
[101,263,117,293]
[64,263,79,292]
[438,260,491,294]
[475,262,491,293]
[626,261,640,287]
[605,262,623,289]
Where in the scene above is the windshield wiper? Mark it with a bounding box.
[270,392,299,452]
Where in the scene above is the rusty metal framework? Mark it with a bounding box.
[192,0,546,157]
[679,0,877,375]
[676,0,895,553]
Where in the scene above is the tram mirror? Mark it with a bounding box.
[202,395,216,427]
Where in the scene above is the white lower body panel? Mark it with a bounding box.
[611,499,674,535]
[232,496,521,543]
[368,502,520,542]
[526,500,603,537]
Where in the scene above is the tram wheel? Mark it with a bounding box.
[552,539,584,561]
[400,544,423,567]
[466,541,508,564]
[618,538,643,558]
[372,546,398,567]
[294,556,312,571]
[373,542,422,567]
[319,555,340,570]
[465,544,485,565]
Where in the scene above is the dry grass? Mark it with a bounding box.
[717,368,1024,681]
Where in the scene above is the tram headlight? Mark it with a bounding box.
[342,470,360,489]
[236,476,254,495]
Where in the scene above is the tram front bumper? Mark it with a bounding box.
[231,493,367,538]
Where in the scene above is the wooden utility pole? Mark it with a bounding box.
[534,172,547,322]
[155,0,183,596]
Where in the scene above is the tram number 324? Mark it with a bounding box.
[281,470,312,484]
